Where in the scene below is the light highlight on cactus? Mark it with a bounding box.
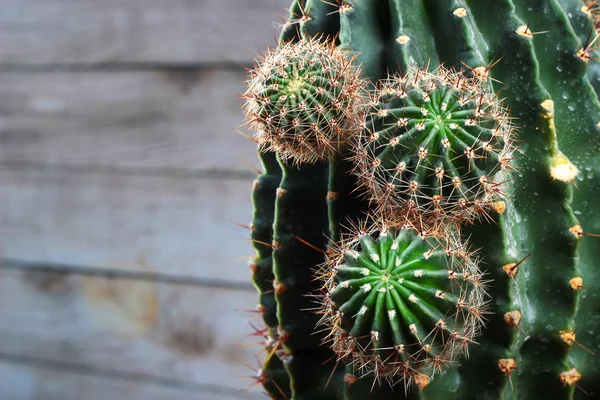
[351,66,515,224]
[243,38,367,164]
[317,220,488,390]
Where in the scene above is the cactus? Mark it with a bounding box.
[318,219,488,389]
[241,0,600,399]
[352,66,515,224]
[244,37,367,165]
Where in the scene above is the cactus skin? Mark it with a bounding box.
[249,148,291,399]
[243,0,600,398]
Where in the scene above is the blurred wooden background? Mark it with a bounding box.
[0,1,291,398]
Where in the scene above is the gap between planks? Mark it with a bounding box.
[0,166,259,281]
[0,62,251,73]
[0,268,267,398]
[0,160,256,181]
[0,258,255,292]
[0,353,263,400]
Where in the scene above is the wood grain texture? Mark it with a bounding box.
[0,69,260,171]
[0,167,259,281]
[0,361,263,400]
[0,0,291,65]
[0,268,267,399]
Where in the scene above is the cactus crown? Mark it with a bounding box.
[351,66,515,224]
[243,37,367,164]
[318,220,488,387]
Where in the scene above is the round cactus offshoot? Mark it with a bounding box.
[351,66,515,224]
[318,221,488,390]
[243,38,368,164]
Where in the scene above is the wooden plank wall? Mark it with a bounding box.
[0,0,293,398]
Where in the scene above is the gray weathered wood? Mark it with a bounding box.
[0,167,262,281]
[0,69,260,171]
[0,361,263,400]
[0,0,291,65]
[0,268,268,398]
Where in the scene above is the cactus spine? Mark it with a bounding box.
[242,0,600,398]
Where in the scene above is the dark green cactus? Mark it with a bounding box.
[242,0,600,398]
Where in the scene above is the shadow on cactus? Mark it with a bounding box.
[316,218,489,391]
[351,66,515,225]
[242,37,368,164]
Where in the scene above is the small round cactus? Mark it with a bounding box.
[350,66,515,224]
[317,220,488,390]
[243,38,368,164]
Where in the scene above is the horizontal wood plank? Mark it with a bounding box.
[0,268,267,399]
[0,0,291,65]
[0,167,262,281]
[0,69,260,171]
[0,360,262,400]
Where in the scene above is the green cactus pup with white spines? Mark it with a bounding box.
[317,219,488,389]
[351,67,515,225]
[243,37,367,164]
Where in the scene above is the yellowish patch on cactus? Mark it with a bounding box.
[559,330,576,346]
[581,4,593,16]
[559,368,581,386]
[570,224,583,238]
[541,99,554,111]
[550,152,579,182]
[492,200,506,214]
[396,35,411,45]
[453,8,467,18]
[570,276,584,290]
[415,374,430,390]
[502,253,531,279]
[339,3,353,15]
[502,262,518,278]
[471,66,488,81]
[569,224,600,239]
[498,359,516,376]
[503,310,522,328]
[516,25,533,38]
